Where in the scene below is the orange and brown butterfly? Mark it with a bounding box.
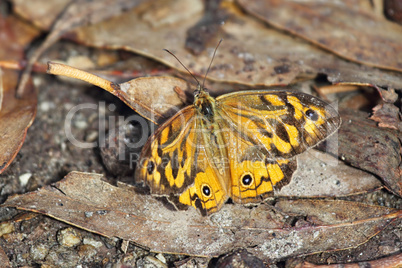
[136,43,341,215]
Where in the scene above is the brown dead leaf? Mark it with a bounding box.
[334,109,402,197]
[2,172,401,262]
[237,0,402,72]
[0,15,39,173]
[13,0,402,89]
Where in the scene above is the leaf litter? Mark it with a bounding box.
[1,0,402,266]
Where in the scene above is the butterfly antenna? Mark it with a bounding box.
[202,39,223,89]
[163,49,200,86]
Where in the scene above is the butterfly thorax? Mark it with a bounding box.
[194,88,216,122]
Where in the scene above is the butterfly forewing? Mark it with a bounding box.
[137,106,197,195]
[137,105,229,214]
[217,90,341,159]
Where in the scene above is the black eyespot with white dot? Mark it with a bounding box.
[306,109,319,121]
[202,184,211,197]
[241,174,253,187]
[147,160,155,175]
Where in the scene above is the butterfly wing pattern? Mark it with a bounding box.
[217,90,340,205]
[137,89,341,215]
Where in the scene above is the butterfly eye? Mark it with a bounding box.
[241,174,254,187]
[147,160,155,175]
[201,184,211,197]
[305,109,319,121]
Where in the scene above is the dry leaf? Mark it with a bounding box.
[2,172,401,262]
[237,0,402,72]
[0,14,39,173]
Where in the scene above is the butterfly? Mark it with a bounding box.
[136,46,341,215]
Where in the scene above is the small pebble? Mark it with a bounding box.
[137,255,168,268]
[77,244,97,260]
[0,222,15,237]
[40,101,55,112]
[155,253,166,264]
[74,117,88,129]
[30,243,49,261]
[57,227,82,247]
[19,173,32,187]
[83,237,103,248]
[46,245,80,267]
[122,252,136,266]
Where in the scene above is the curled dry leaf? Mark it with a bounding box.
[118,76,192,124]
[3,171,400,261]
[47,62,191,124]
[13,0,402,89]
[334,109,402,197]
[370,102,402,131]
[237,0,402,72]
[370,88,402,132]
[0,15,39,173]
